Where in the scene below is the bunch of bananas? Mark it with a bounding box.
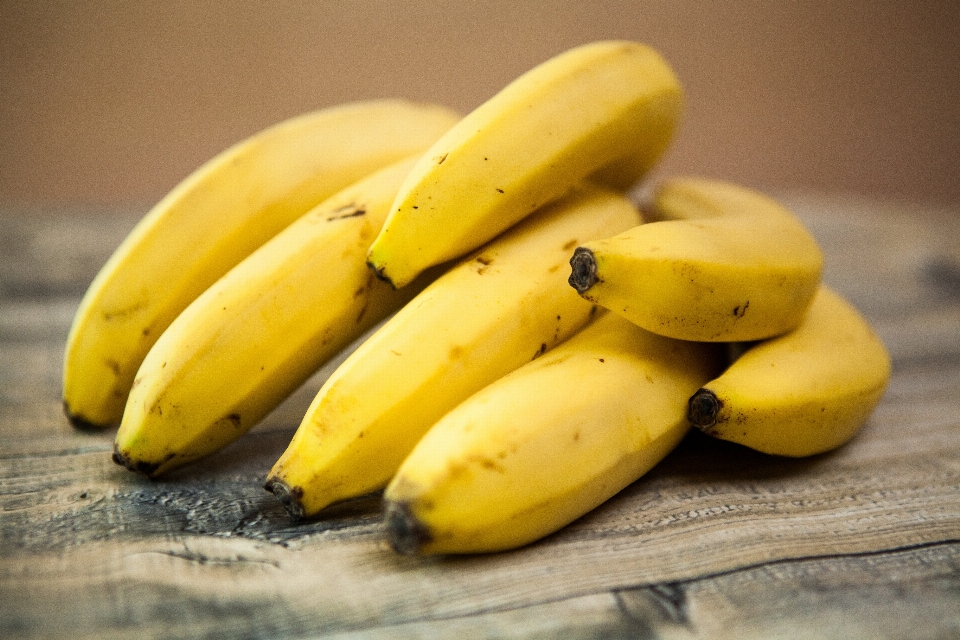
[63,41,891,555]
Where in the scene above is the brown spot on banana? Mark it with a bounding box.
[469,454,505,474]
[102,300,147,322]
[474,254,493,275]
[533,342,548,360]
[105,359,121,376]
[326,203,367,221]
[221,413,242,429]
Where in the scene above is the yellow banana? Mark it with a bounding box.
[63,100,459,429]
[687,286,892,457]
[569,177,824,342]
[112,158,437,478]
[366,40,682,288]
[265,184,642,520]
[382,311,724,555]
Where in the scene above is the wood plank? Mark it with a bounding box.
[2,194,959,639]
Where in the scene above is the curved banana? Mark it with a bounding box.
[265,184,642,520]
[63,100,459,429]
[366,40,682,288]
[112,158,437,478]
[687,286,892,457]
[569,177,824,342]
[382,311,724,555]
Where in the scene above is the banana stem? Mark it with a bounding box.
[687,388,721,430]
[568,247,599,294]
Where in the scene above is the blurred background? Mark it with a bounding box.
[2,0,959,210]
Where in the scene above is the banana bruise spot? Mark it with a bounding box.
[326,203,367,221]
[63,401,112,431]
[474,254,493,275]
[532,342,548,360]
[688,388,721,430]
[384,501,432,555]
[264,478,306,523]
[568,247,599,294]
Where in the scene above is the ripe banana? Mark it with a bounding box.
[569,177,824,342]
[687,286,892,457]
[382,311,725,555]
[112,157,438,478]
[366,40,682,288]
[265,184,642,520]
[63,100,459,429]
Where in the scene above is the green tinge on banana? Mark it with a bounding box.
[367,40,683,289]
[112,157,440,478]
[265,183,643,521]
[63,100,460,429]
[688,286,892,457]
[569,177,825,342]
[383,312,725,555]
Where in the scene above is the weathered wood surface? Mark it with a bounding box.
[2,194,959,639]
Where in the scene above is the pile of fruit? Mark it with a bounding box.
[63,41,891,555]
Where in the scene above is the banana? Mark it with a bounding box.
[366,40,682,288]
[265,184,642,520]
[569,177,824,342]
[112,157,438,478]
[382,311,725,555]
[687,286,892,457]
[63,100,459,429]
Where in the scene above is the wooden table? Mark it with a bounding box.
[2,193,959,639]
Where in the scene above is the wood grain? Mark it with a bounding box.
[2,194,959,639]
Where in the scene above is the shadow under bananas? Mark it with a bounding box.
[89,396,861,557]
[660,427,846,481]
[80,423,384,549]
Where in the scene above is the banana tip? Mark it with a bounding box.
[366,259,399,290]
[63,401,111,431]
[688,388,721,430]
[264,478,306,523]
[111,444,165,479]
[384,500,432,555]
[568,247,599,294]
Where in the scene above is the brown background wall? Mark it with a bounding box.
[2,0,959,209]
